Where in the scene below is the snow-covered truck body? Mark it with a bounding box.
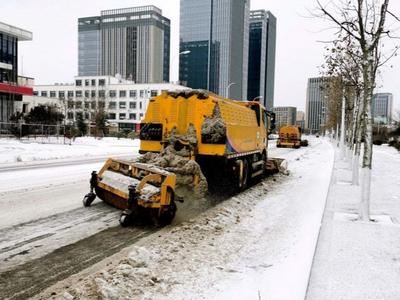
[140,90,271,158]
[83,90,275,226]
[139,90,273,193]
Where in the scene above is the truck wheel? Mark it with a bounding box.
[83,192,96,207]
[119,211,132,227]
[159,199,177,226]
[239,159,249,191]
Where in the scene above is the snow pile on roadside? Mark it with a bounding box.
[0,137,139,164]
[44,138,334,300]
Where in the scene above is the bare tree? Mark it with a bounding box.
[316,0,399,220]
[321,35,365,183]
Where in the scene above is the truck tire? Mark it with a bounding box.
[158,189,177,226]
[238,159,249,191]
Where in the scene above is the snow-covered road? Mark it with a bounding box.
[0,136,335,300]
[32,137,334,300]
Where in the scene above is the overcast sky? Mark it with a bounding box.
[1,0,399,112]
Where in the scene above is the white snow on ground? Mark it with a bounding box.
[0,137,140,270]
[39,137,334,300]
[0,137,139,164]
[307,144,400,299]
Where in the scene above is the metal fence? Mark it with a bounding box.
[0,122,73,144]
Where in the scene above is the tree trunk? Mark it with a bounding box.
[352,91,364,185]
[359,53,374,221]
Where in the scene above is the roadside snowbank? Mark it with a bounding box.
[0,137,139,164]
[37,138,334,300]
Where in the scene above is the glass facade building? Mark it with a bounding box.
[179,0,249,100]
[306,77,329,132]
[78,6,170,83]
[247,10,276,109]
[0,22,32,122]
[372,93,393,124]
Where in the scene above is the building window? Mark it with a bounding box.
[67,100,74,109]
[58,91,65,99]
[85,90,90,98]
[85,112,90,119]
[99,90,105,98]
[119,102,126,109]
[41,91,48,97]
[119,90,126,98]
[49,91,56,97]
[129,113,137,120]
[109,102,116,109]
[33,91,38,96]
[119,113,126,120]
[91,101,97,109]
[150,90,158,97]
[139,113,143,119]
[108,113,116,120]
[91,79,96,86]
[76,79,82,86]
[67,91,74,98]
[109,90,116,98]
[75,101,82,109]
[129,102,136,109]
[67,112,74,119]
[85,79,90,86]
[98,101,105,109]
[140,90,144,98]
[85,102,90,109]
[91,90,96,98]
[99,79,105,86]
[129,90,137,98]
[139,102,142,109]
[76,112,83,119]
[76,90,82,98]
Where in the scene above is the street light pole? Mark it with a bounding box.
[252,95,263,102]
[225,82,236,98]
[172,50,191,84]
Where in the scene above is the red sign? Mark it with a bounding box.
[0,82,33,95]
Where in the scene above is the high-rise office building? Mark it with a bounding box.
[0,21,33,122]
[296,111,305,129]
[179,0,249,100]
[247,10,276,109]
[78,6,170,83]
[372,93,393,124]
[305,77,329,132]
[272,106,297,129]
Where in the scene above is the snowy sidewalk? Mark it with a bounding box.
[307,144,400,299]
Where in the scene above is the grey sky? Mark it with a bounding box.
[1,0,399,112]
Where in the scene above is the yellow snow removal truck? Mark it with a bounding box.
[276,125,302,148]
[83,90,276,226]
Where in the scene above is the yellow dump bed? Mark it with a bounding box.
[140,90,269,158]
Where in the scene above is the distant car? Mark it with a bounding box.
[268,134,279,140]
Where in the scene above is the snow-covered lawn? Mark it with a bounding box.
[38,137,334,300]
[0,137,139,164]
